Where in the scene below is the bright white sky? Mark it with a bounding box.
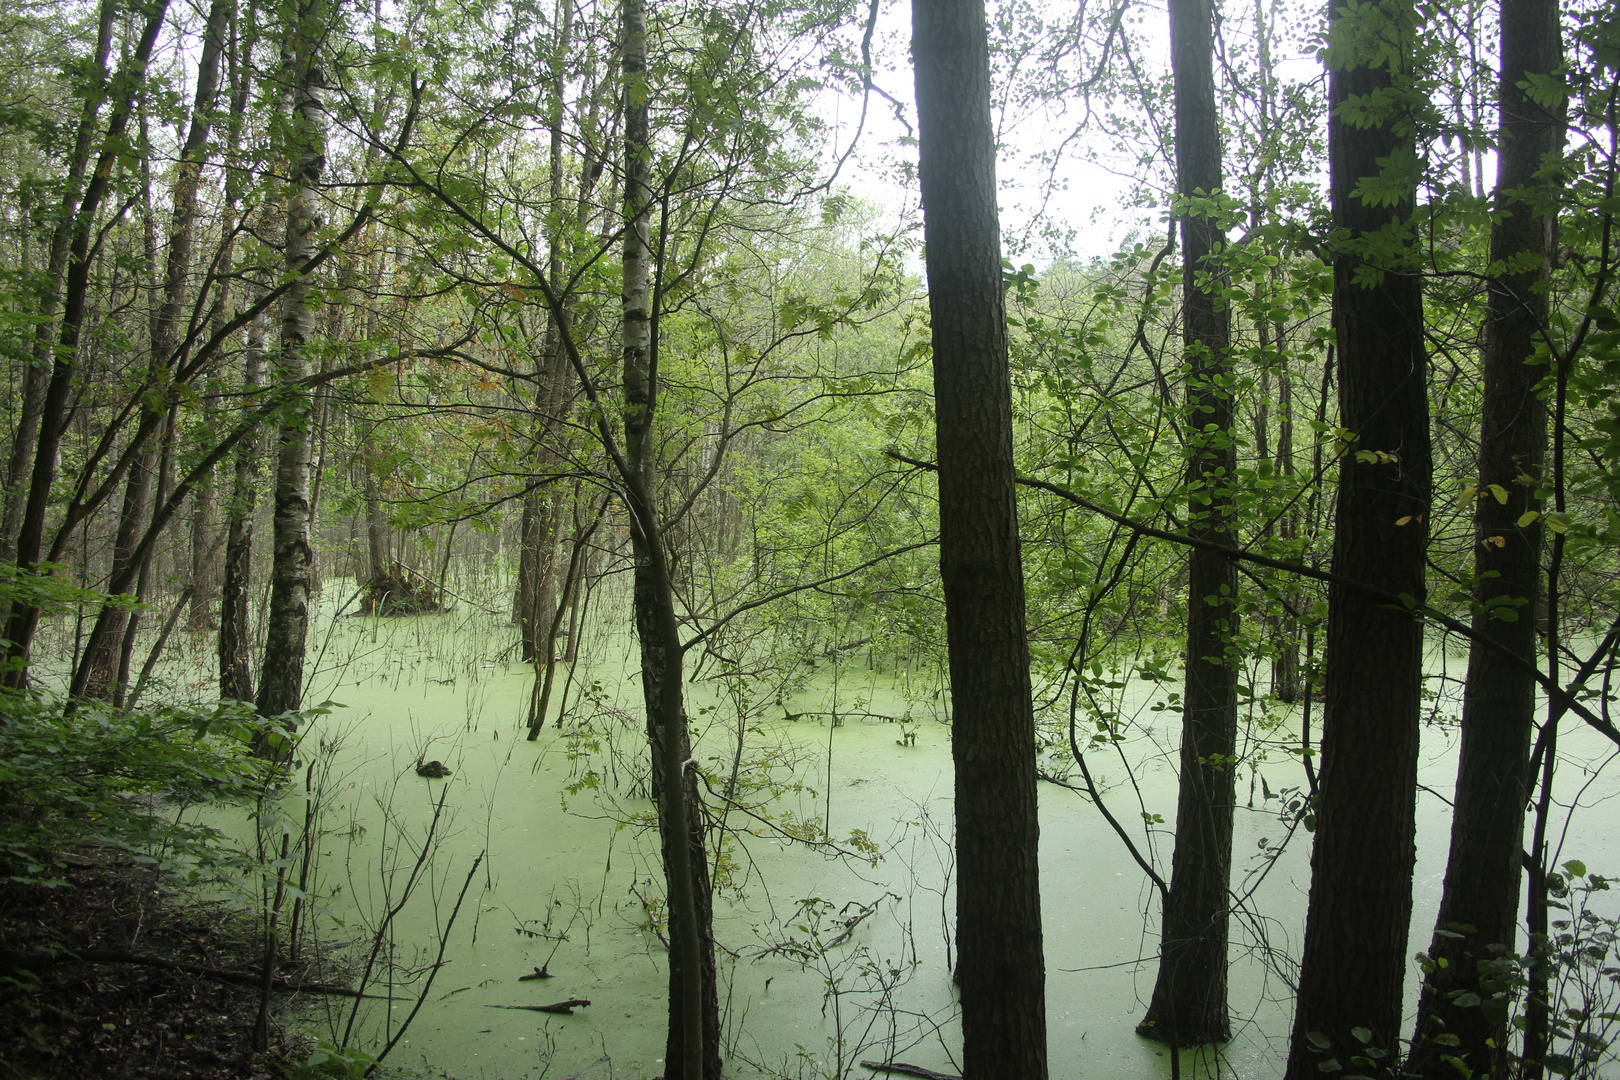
[814,0,1330,265]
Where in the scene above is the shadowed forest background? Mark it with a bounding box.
[0,0,1618,1077]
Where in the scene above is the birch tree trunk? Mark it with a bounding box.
[620,1,717,1073]
[0,0,117,561]
[256,0,328,721]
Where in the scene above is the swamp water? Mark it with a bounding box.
[162,582,1618,1080]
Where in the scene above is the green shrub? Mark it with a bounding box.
[0,693,284,884]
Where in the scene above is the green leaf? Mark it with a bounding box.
[1441,1054,1473,1079]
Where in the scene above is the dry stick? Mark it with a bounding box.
[1065,676,1170,898]
[368,851,485,1072]
[528,496,609,737]
[0,948,378,996]
[339,785,451,1049]
[253,825,292,1051]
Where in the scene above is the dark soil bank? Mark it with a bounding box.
[0,863,295,1080]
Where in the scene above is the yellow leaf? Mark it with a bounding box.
[367,366,394,403]
[1396,515,1414,526]
[1459,485,1478,506]
[1482,535,1507,548]
[1488,484,1510,505]
[1517,511,1541,528]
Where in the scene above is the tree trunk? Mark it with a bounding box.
[256,0,327,721]
[81,0,229,698]
[1284,1,1432,1074]
[620,2,716,1074]
[1139,0,1237,1049]
[79,438,156,699]
[116,405,179,706]
[191,0,257,634]
[1408,0,1561,1073]
[2,0,171,686]
[1271,331,1302,702]
[913,2,1049,1076]
[220,313,267,702]
[0,0,117,561]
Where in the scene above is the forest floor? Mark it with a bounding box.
[0,860,300,1080]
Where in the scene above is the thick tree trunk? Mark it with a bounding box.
[1408,0,1561,1074]
[1284,2,1432,1075]
[256,0,327,721]
[2,0,171,687]
[517,0,579,677]
[913,2,1049,1076]
[1139,0,1237,1049]
[363,453,389,581]
[513,487,552,659]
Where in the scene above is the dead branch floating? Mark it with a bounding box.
[0,947,379,997]
[487,999,591,1014]
[861,1061,962,1080]
[750,893,898,961]
[517,964,555,981]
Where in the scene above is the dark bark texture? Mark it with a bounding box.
[913,2,1049,1076]
[1409,0,1561,1073]
[1139,0,1238,1049]
[1284,3,1433,1075]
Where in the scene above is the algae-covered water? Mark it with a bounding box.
[183,580,1618,1080]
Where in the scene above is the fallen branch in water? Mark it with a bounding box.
[487,999,591,1015]
[861,1061,961,1080]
